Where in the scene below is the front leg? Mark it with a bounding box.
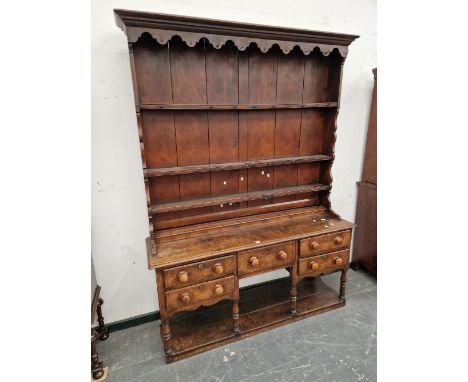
[290,282,298,316]
[161,319,173,355]
[339,269,347,299]
[232,300,240,334]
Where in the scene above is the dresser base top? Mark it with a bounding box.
[147,206,354,269]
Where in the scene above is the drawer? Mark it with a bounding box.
[299,230,351,258]
[299,249,349,276]
[164,255,235,289]
[165,276,235,313]
[238,241,295,277]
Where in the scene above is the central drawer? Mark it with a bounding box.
[165,275,235,313]
[238,241,295,277]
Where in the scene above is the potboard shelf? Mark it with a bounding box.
[149,184,329,214]
[144,155,332,178]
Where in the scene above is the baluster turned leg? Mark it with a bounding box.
[96,298,109,340]
[91,329,104,380]
[161,319,173,355]
[290,283,298,315]
[232,300,240,334]
[339,269,347,299]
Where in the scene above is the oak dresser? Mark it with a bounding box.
[114,9,358,363]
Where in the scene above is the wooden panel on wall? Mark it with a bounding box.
[237,52,249,207]
[142,111,181,221]
[297,51,330,201]
[132,36,346,228]
[205,43,239,212]
[247,47,277,206]
[132,35,172,104]
[273,50,304,203]
[170,38,211,216]
[133,37,182,224]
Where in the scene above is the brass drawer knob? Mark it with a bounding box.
[213,263,224,274]
[309,261,319,270]
[310,241,320,250]
[180,293,191,304]
[178,271,188,283]
[334,257,343,265]
[334,236,343,245]
[214,284,224,296]
[249,257,259,267]
[278,250,288,260]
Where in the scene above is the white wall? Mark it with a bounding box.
[92,0,376,323]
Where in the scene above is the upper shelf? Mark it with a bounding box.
[149,183,329,214]
[144,155,332,178]
[139,102,338,111]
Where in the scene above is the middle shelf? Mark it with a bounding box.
[149,184,329,214]
[144,154,332,178]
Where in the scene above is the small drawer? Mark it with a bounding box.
[238,241,295,277]
[165,276,235,313]
[164,255,235,290]
[299,249,349,276]
[299,230,351,258]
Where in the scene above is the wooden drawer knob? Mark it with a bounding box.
[309,261,319,271]
[178,271,188,283]
[334,236,343,245]
[334,257,343,265]
[249,257,259,267]
[278,250,288,260]
[310,241,320,250]
[214,284,224,296]
[180,293,191,304]
[213,263,224,274]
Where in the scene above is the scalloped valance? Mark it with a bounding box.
[114,9,359,58]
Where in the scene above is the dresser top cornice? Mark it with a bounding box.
[114,9,359,57]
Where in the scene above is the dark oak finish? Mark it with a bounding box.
[115,9,358,363]
[352,68,377,275]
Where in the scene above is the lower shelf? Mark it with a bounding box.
[163,276,344,362]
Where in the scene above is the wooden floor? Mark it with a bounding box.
[96,270,377,382]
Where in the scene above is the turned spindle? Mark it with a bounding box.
[339,269,347,299]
